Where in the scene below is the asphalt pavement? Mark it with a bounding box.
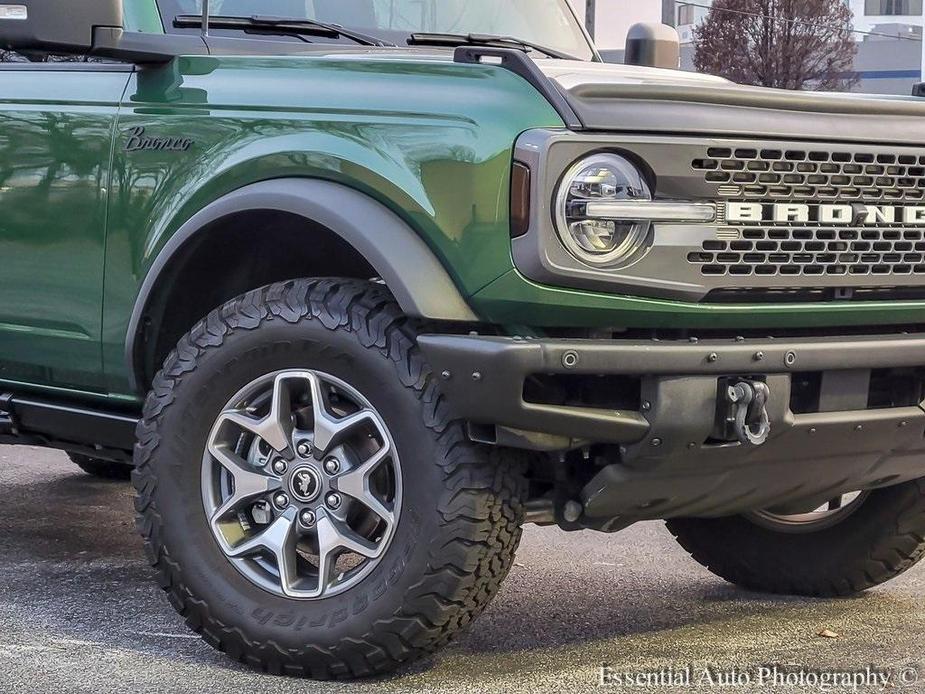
[1,445,924,693]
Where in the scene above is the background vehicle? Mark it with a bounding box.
[0,0,924,680]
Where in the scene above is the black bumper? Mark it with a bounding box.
[418,333,925,524]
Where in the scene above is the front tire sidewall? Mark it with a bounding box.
[149,314,448,650]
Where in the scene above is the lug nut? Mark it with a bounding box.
[325,492,342,510]
[324,458,341,475]
[296,441,311,457]
[273,493,290,509]
[271,459,287,475]
[299,510,316,527]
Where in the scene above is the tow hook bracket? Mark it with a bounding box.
[724,379,771,446]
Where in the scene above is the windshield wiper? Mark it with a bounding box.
[174,15,394,47]
[407,33,576,61]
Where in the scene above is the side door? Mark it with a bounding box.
[0,63,131,392]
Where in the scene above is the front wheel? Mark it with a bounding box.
[132,279,527,678]
[667,480,925,597]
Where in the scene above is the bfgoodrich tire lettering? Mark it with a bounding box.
[667,479,925,597]
[132,279,527,678]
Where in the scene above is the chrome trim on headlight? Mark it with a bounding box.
[583,201,717,223]
[553,153,654,267]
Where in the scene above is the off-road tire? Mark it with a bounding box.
[132,278,527,678]
[667,479,925,597]
[69,452,133,481]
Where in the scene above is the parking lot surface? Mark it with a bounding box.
[1,446,924,693]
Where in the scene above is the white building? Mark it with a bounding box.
[576,1,925,93]
[673,0,712,44]
[848,0,923,38]
[568,0,663,50]
[670,0,923,44]
[626,1,924,93]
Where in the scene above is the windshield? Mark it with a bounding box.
[159,0,595,61]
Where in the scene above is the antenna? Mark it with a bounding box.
[201,0,210,36]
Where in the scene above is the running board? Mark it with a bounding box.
[0,394,138,462]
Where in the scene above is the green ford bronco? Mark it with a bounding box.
[4,0,925,679]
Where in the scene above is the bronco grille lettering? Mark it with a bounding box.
[726,202,925,226]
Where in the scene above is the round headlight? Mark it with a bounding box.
[555,153,653,267]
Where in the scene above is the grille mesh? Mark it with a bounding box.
[693,147,925,202]
[689,146,925,279]
[687,227,925,278]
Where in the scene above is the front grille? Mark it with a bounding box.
[688,145,925,283]
[692,147,925,202]
[687,225,925,278]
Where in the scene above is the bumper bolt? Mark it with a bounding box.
[562,351,580,369]
[707,352,718,363]
[324,458,341,475]
[754,351,765,361]
[271,459,287,476]
[471,372,482,382]
[325,492,342,510]
[651,438,663,447]
[296,441,311,457]
[299,509,316,528]
[441,370,452,380]
[273,493,290,510]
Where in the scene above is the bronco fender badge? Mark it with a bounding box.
[124,126,194,153]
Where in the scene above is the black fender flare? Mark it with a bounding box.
[125,178,478,391]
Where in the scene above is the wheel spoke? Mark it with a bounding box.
[319,510,382,558]
[208,443,282,525]
[227,507,301,595]
[334,445,395,525]
[202,368,403,601]
[306,372,383,455]
[313,509,382,596]
[217,374,295,453]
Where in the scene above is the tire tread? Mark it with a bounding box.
[667,478,925,597]
[132,278,527,678]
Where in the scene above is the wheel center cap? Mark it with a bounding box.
[289,465,322,503]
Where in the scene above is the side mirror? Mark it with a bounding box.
[0,0,123,55]
[625,23,680,70]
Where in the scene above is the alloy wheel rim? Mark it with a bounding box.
[747,491,869,534]
[201,369,402,600]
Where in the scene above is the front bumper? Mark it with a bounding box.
[418,332,925,524]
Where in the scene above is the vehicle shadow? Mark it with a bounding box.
[1,461,921,687]
[0,468,141,561]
